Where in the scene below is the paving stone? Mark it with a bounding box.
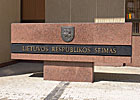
[1,63,140,100]
[0,74,59,100]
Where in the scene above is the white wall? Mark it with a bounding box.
[0,0,20,63]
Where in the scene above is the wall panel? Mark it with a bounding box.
[71,0,96,22]
[45,0,70,23]
[0,0,20,63]
[97,0,125,18]
[45,0,125,23]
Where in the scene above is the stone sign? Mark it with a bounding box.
[11,44,132,56]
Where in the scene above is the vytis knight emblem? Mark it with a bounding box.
[61,26,75,42]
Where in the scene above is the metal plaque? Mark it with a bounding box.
[11,44,132,56]
[61,26,75,42]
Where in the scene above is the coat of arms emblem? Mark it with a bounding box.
[61,26,75,42]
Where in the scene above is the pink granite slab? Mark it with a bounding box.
[127,36,140,67]
[44,61,94,82]
[11,23,132,64]
[11,53,131,63]
[11,23,132,45]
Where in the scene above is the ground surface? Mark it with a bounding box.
[0,62,140,100]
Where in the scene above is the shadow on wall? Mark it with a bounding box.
[0,61,43,77]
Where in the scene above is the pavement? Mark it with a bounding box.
[0,61,140,100]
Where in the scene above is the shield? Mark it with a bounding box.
[61,26,75,42]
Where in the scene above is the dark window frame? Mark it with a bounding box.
[125,0,140,35]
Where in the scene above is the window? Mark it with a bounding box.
[126,0,140,34]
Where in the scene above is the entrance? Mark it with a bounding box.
[21,0,45,23]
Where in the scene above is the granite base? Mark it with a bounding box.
[44,61,94,82]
